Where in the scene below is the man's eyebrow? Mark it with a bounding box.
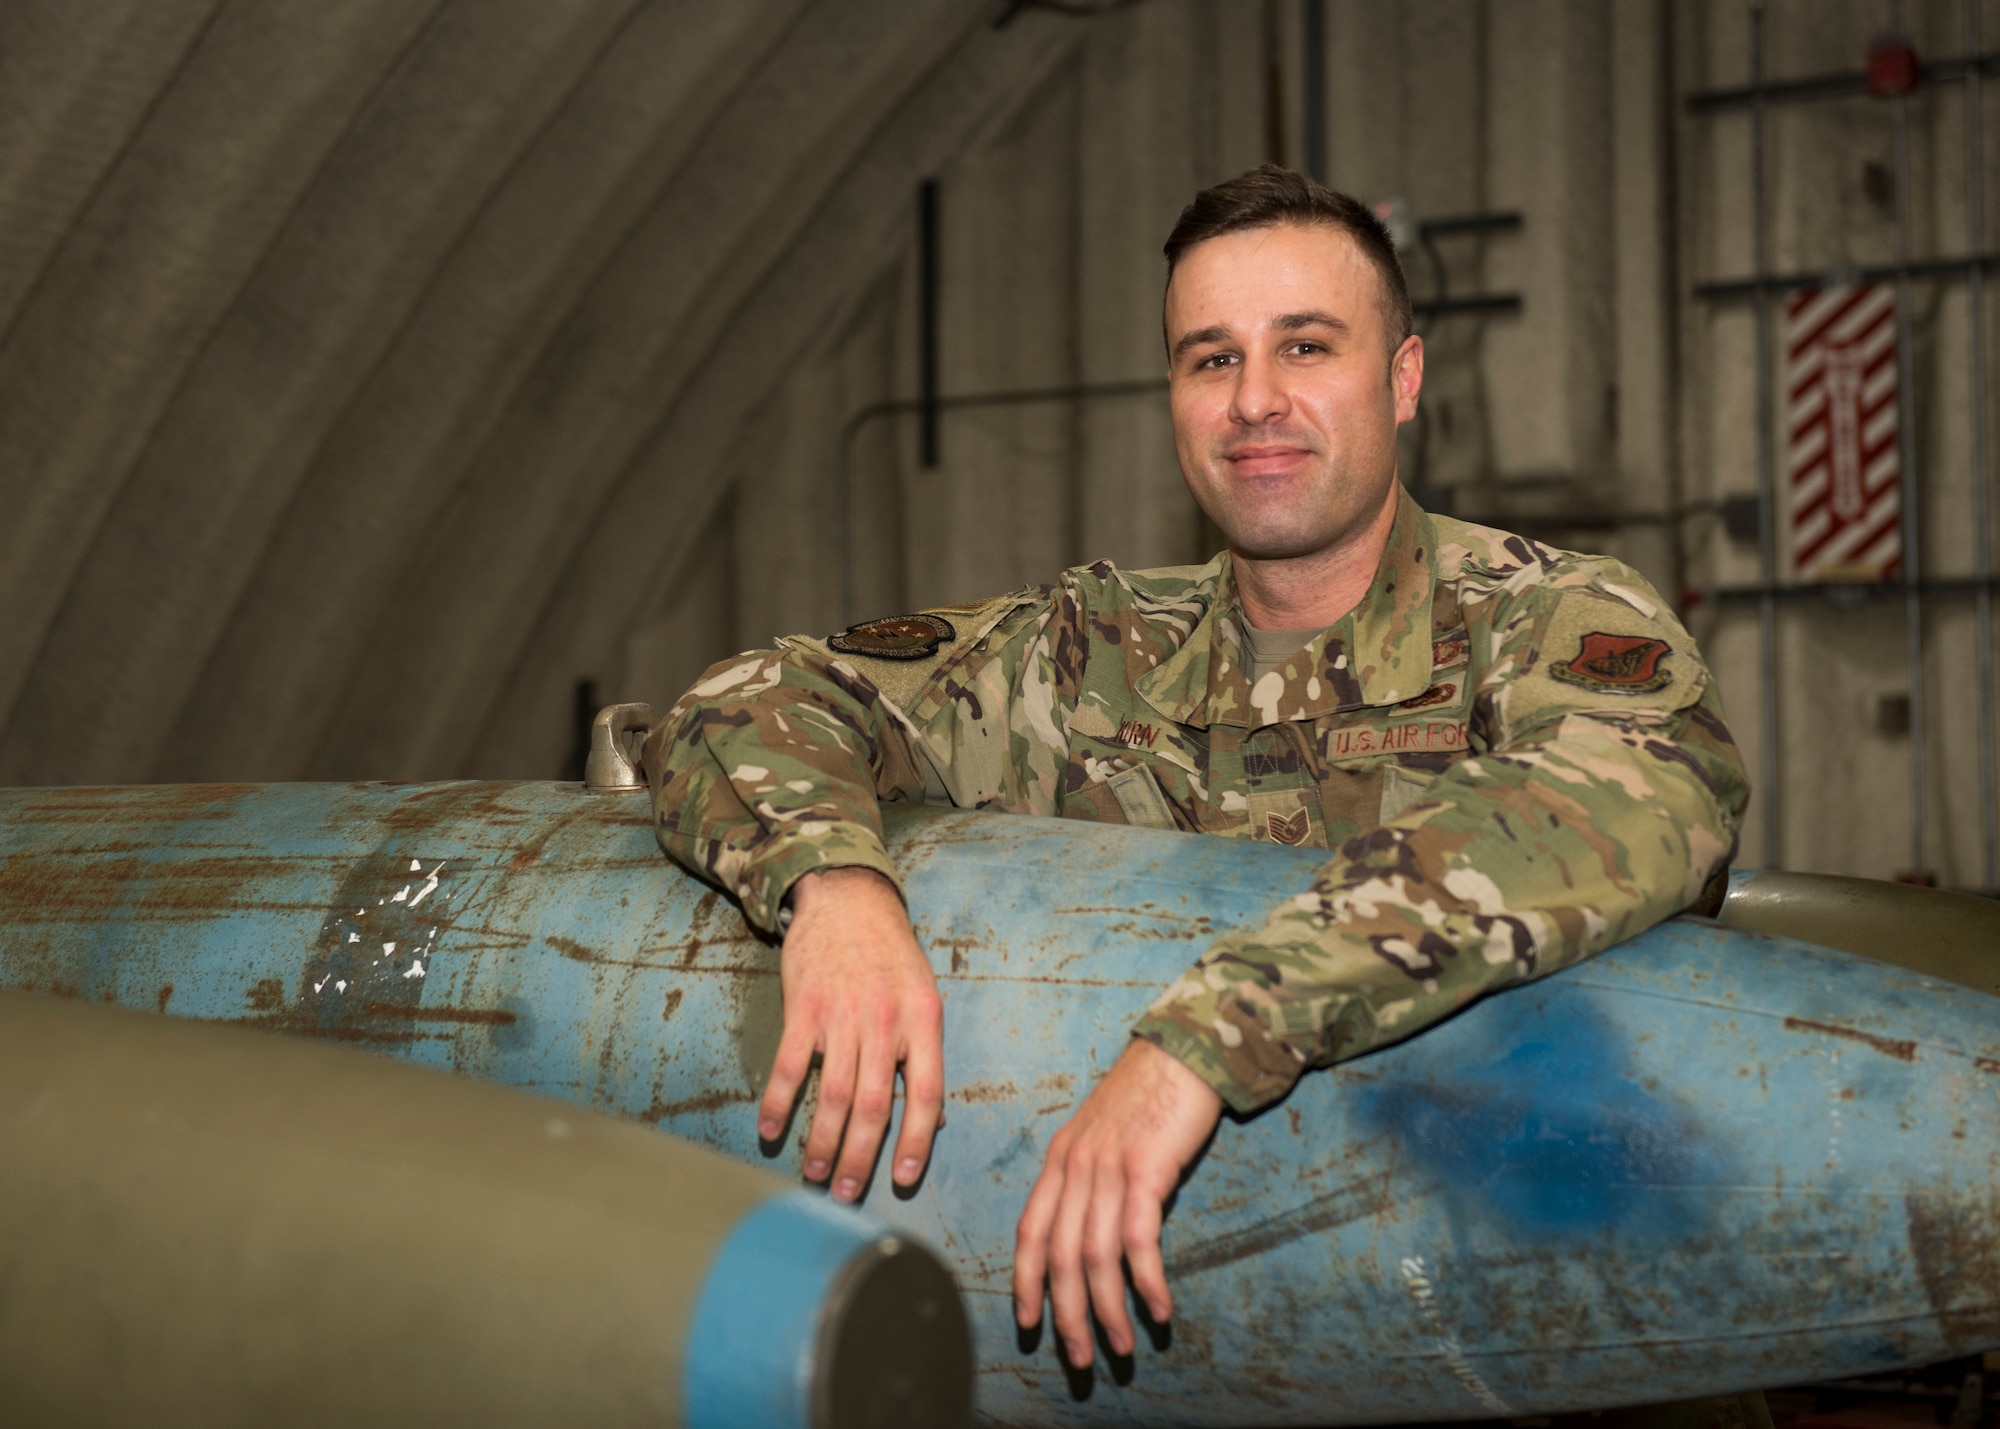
[1170,324,1231,362]
[1275,310,1350,334]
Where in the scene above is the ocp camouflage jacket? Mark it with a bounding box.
[643,489,1749,1112]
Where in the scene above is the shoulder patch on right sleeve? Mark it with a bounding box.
[827,613,956,660]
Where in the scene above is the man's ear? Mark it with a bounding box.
[1391,334,1424,425]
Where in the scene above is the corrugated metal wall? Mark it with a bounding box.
[2,0,1996,890]
[0,0,1073,784]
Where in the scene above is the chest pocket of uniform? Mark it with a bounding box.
[1106,764,1177,830]
[1379,764,1440,823]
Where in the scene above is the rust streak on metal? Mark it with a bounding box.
[952,1080,1020,1104]
[361,1002,517,1027]
[0,851,331,924]
[645,1088,757,1121]
[1975,1057,2000,1074]
[1906,1186,2000,1343]
[544,933,696,971]
[377,781,529,838]
[156,984,173,1014]
[1051,905,1215,927]
[1782,1015,1917,1062]
[244,979,285,1012]
[547,934,596,964]
[2,783,259,823]
[1167,1170,1399,1278]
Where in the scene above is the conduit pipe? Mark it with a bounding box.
[1749,0,1783,870]
[1888,0,1929,877]
[1964,0,1995,891]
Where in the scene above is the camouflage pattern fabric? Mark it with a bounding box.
[643,488,1749,1113]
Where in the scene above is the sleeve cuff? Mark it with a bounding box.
[743,829,903,934]
[1131,1001,1307,1116]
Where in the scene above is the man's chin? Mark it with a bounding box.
[1218,530,1339,562]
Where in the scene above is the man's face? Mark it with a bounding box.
[1164,223,1423,563]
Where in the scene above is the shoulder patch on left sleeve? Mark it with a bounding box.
[1549,631,1676,694]
[1491,583,1707,741]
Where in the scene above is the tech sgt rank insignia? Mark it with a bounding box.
[827,612,956,660]
[1551,632,1674,693]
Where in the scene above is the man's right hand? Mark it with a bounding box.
[762,866,945,1202]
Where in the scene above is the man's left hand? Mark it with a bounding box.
[1012,1038,1223,1368]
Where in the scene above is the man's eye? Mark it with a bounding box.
[1198,352,1236,369]
[1290,342,1324,356]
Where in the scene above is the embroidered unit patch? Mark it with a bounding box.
[827,613,956,660]
[1431,636,1469,668]
[1551,632,1673,693]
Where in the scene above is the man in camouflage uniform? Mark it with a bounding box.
[644,166,1749,1376]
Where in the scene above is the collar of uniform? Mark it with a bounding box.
[1134,487,1438,730]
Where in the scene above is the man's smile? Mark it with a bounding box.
[1221,441,1314,475]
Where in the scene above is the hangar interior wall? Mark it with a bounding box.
[0,0,1995,890]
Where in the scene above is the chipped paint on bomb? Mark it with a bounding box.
[1,780,1998,1426]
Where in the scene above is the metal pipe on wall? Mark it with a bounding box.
[1750,0,1783,870]
[1694,252,2000,299]
[1888,0,1928,878]
[1965,0,1996,891]
[836,379,1167,625]
[832,269,1523,626]
[1661,0,1691,614]
[1686,50,2000,112]
[919,179,941,470]
[1302,0,1327,183]
[1262,0,1287,167]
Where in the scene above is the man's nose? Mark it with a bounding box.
[1229,351,1289,426]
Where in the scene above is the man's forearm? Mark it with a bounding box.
[644,648,930,932]
[1135,700,1749,1112]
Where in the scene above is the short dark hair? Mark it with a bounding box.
[1162,164,1413,354]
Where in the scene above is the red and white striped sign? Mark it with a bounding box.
[1787,283,1901,579]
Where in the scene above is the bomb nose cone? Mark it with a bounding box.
[685,1195,972,1429]
[819,1236,972,1428]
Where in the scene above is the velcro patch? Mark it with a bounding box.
[1265,808,1310,845]
[1115,719,1161,748]
[1247,788,1321,848]
[1327,719,1469,760]
[1551,632,1674,694]
[1494,585,1703,738]
[828,613,956,660]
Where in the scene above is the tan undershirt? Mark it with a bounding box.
[1242,624,1321,686]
